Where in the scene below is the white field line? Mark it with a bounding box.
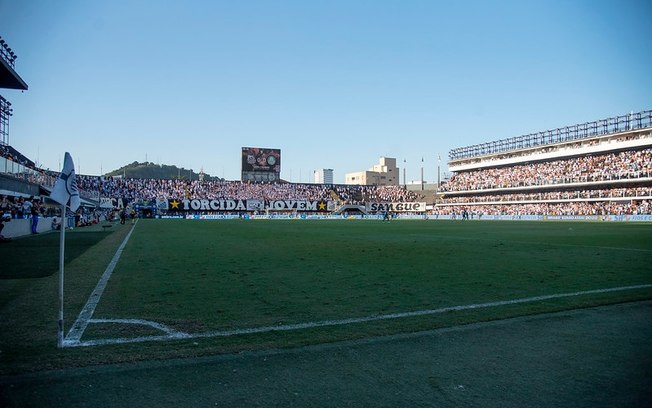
[64,283,652,348]
[89,318,189,336]
[64,222,138,345]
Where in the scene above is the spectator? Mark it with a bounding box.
[0,212,10,241]
[30,198,41,234]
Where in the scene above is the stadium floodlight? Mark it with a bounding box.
[0,36,18,67]
[403,159,407,187]
[0,95,13,146]
[437,155,441,189]
[420,157,424,191]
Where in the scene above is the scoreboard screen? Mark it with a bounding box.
[241,147,281,182]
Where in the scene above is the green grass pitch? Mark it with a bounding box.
[1,219,651,374]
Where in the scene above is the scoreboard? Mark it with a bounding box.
[241,147,281,182]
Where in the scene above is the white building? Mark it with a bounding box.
[313,168,334,184]
[345,157,398,186]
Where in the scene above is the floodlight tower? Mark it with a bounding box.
[420,157,424,190]
[0,35,29,146]
[403,159,406,187]
[0,96,11,146]
[437,155,441,190]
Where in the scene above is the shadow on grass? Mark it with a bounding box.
[0,230,112,279]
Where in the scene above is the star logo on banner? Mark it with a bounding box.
[170,199,180,209]
[318,201,326,210]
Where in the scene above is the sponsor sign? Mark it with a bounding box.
[366,202,427,213]
[545,215,600,221]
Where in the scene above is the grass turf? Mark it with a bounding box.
[0,230,112,279]
[1,219,651,374]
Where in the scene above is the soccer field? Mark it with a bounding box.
[1,219,651,374]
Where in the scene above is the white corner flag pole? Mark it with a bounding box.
[51,152,79,348]
[58,202,66,348]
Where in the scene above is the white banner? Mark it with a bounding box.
[366,202,427,213]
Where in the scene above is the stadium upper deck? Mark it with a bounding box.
[448,110,652,172]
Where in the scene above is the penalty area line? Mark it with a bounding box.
[65,283,652,348]
[64,221,138,345]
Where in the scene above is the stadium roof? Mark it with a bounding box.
[0,56,28,90]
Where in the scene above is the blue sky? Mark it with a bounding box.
[1,0,651,183]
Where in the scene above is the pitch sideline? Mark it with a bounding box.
[65,282,652,348]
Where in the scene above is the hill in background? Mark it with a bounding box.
[106,161,222,181]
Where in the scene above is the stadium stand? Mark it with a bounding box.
[1,105,651,219]
[71,177,420,207]
[436,110,652,216]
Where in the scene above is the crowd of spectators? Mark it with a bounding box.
[3,141,652,216]
[0,144,36,170]
[433,200,651,217]
[0,194,54,219]
[74,176,421,205]
[0,192,107,233]
[361,185,422,203]
[442,148,652,192]
[438,146,652,215]
[441,187,652,204]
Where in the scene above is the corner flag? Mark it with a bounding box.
[51,152,80,348]
[50,152,80,211]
